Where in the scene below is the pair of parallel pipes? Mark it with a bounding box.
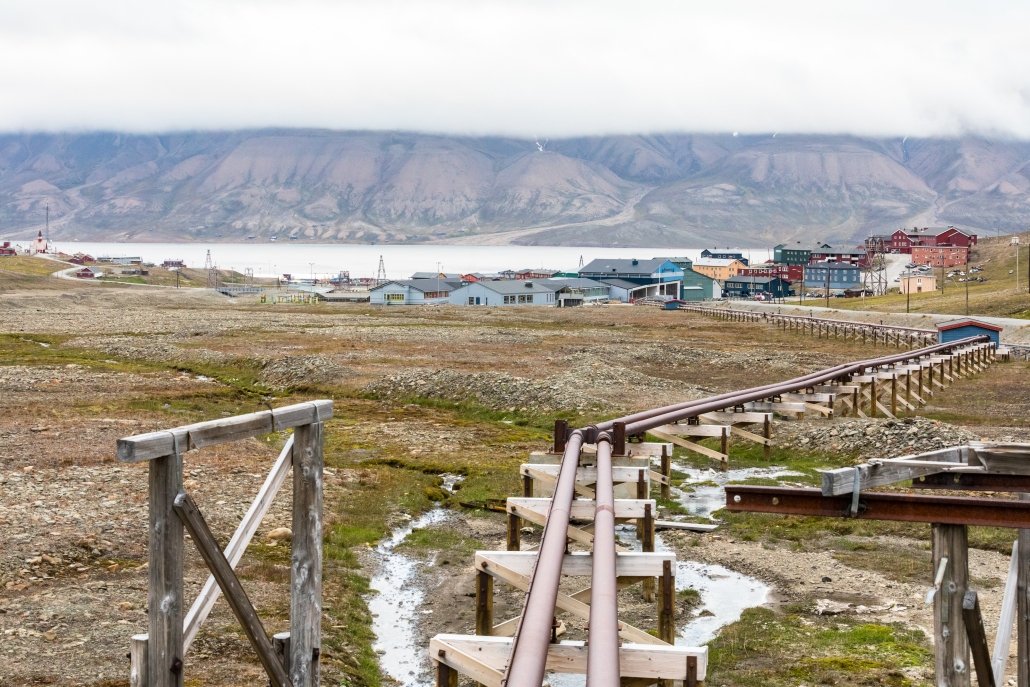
[502,335,990,687]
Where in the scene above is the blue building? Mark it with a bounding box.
[802,261,863,291]
[936,319,1002,348]
[578,258,683,301]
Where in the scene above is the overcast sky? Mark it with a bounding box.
[2,0,1029,139]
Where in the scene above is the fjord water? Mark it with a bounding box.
[48,241,763,280]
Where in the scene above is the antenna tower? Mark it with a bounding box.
[375,255,387,286]
[862,237,888,296]
[205,250,217,289]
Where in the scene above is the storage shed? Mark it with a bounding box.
[936,318,1002,348]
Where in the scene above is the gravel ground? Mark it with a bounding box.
[0,284,1025,686]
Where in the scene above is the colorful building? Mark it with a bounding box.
[911,245,969,268]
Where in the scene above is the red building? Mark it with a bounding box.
[911,245,969,268]
[885,226,976,254]
[0,241,15,256]
[935,226,978,248]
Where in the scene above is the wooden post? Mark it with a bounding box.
[130,634,149,687]
[686,655,698,687]
[274,632,292,676]
[522,473,533,498]
[890,374,898,417]
[475,570,494,636]
[720,427,728,457]
[763,416,772,459]
[635,471,647,541]
[658,560,675,644]
[852,388,860,417]
[507,512,521,551]
[291,422,324,687]
[643,503,655,602]
[149,451,184,687]
[868,377,877,418]
[660,446,671,500]
[436,659,459,687]
[933,523,970,687]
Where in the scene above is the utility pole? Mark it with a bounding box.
[824,263,830,309]
[1013,236,1021,291]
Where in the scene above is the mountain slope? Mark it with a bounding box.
[1,130,1028,246]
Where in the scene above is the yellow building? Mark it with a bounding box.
[690,258,746,281]
[899,272,937,294]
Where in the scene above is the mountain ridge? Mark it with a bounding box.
[2,130,1028,247]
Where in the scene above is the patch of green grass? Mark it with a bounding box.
[708,607,932,686]
[399,526,482,558]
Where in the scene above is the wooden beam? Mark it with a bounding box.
[820,447,969,495]
[429,635,708,681]
[962,591,996,687]
[505,497,656,520]
[173,492,293,687]
[475,551,676,579]
[118,400,333,462]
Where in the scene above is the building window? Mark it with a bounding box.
[386,292,404,302]
[504,295,516,304]
[468,297,475,305]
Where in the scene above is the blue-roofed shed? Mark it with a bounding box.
[936,318,1002,347]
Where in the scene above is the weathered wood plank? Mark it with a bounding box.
[475,551,676,577]
[130,634,148,687]
[933,524,970,687]
[820,447,969,496]
[173,491,292,687]
[699,411,772,424]
[654,424,729,438]
[290,421,324,687]
[991,540,1018,686]
[148,451,184,687]
[118,400,333,462]
[430,635,708,680]
[962,591,996,687]
[505,497,655,519]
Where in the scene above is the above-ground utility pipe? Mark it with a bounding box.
[587,434,620,687]
[503,430,585,687]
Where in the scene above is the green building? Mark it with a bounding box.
[663,257,720,301]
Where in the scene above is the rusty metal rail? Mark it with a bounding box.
[498,334,994,687]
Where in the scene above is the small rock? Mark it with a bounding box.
[266,527,293,542]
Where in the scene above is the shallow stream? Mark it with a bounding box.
[367,465,785,685]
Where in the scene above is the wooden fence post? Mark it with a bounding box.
[934,524,970,687]
[149,449,184,687]
[291,421,324,687]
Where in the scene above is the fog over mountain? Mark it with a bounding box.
[2,130,1029,247]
